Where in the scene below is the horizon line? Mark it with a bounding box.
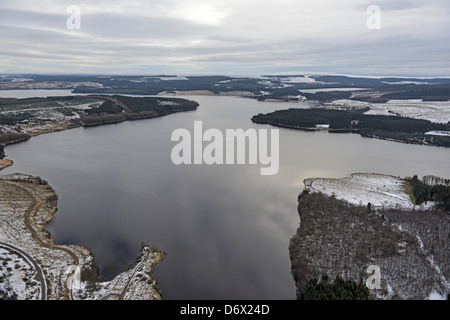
[2,73,450,79]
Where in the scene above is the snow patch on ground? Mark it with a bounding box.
[158,76,188,81]
[0,247,40,300]
[300,88,369,94]
[364,101,450,124]
[425,130,450,137]
[428,290,447,300]
[305,173,429,210]
[281,76,317,83]
[322,99,450,124]
[324,99,371,108]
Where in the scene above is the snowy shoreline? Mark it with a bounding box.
[0,173,162,300]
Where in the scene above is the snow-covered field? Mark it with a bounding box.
[300,88,369,94]
[425,131,450,137]
[322,99,450,124]
[365,100,450,124]
[304,173,429,210]
[0,246,40,300]
[280,76,317,84]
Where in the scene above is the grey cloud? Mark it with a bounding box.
[0,0,449,76]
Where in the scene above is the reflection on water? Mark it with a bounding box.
[2,92,449,299]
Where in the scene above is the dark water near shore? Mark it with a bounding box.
[2,90,449,299]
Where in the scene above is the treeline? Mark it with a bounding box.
[80,111,161,126]
[422,175,450,186]
[0,97,46,106]
[113,96,199,114]
[0,132,31,144]
[0,96,77,107]
[80,113,127,126]
[84,100,123,115]
[407,175,450,212]
[0,112,33,125]
[74,76,233,95]
[299,274,369,300]
[0,132,31,158]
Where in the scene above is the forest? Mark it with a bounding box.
[252,108,450,147]
[0,95,199,150]
[290,186,449,300]
[299,274,370,300]
[80,96,198,126]
[407,175,450,212]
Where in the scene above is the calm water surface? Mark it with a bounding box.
[2,90,449,299]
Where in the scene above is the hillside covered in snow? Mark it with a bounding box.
[290,173,449,300]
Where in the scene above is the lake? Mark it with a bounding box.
[1,90,449,299]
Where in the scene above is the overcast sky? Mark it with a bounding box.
[0,0,449,76]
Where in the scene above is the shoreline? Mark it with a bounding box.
[0,173,163,300]
[0,159,13,170]
[0,94,199,158]
[0,95,201,299]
